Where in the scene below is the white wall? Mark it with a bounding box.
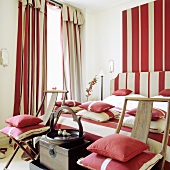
[0,0,155,143]
[81,11,100,101]
[82,0,155,100]
[0,0,17,141]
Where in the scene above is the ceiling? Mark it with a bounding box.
[60,0,134,13]
[60,0,154,12]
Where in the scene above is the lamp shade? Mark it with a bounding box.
[99,70,105,76]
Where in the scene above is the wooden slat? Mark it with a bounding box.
[115,98,128,134]
[131,101,153,142]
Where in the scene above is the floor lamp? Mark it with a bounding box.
[99,70,104,100]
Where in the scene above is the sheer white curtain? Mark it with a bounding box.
[61,4,84,101]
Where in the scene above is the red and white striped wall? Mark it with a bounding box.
[110,71,170,97]
[122,0,170,73]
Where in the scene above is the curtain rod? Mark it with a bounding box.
[49,0,63,7]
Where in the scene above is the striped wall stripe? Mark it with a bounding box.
[149,72,158,97]
[148,72,151,97]
[154,0,163,71]
[122,0,170,72]
[127,73,135,91]
[114,74,119,91]
[127,9,132,73]
[119,73,127,89]
[148,1,154,71]
[140,72,149,97]
[138,7,141,72]
[122,11,127,73]
[162,0,165,71]
[141,4,149,72]
[135,73,140,94]
[165,0,170,71]
[132,7,139,72]
[165,72,170,88]
[159,71,165,92]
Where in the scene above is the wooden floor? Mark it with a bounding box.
[0,144,30,170]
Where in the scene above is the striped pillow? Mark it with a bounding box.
[78,152,162,170]
[76,108,120,122]
[79,101,114,113]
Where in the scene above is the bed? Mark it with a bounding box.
[55,71,170,169]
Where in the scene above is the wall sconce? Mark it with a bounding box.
[0,48,9,67]
[109,60,114,73]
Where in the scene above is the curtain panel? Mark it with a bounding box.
[13,0,47,116]
[61,4,84,101]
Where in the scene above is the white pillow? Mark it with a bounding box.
[123,115,166,133]
[104,94,146,110]
[76,108,120,122]
[103,95,126,107]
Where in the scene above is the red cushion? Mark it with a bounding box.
[87,134,149,162]
[78,152,161,170]
[159,89,170,97]
[112,89,132,96]
[0,125,49,140]
[79,101,114,113]
[55,100,81,107]
[126,108,166,121]
[5,115,43,128]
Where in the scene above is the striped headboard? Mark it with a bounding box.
[110,71,170,97]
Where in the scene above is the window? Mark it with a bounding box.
[47,4,63,101]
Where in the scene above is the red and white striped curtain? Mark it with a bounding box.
[122,0,170,73]
[61,5,84,101]
[13,0,47,116]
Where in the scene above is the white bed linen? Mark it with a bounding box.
[104,94,170,112]
[152,95,170,111]
[122,115,166,133]
[103,94,146,110]
[57,115,170,163]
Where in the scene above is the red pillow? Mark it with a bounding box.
[55,100,81,107]
[78,101,114,113]
[78,152,162,170]
[126,108,166,121]
[87,134,149,162]
[159,89,170,97]
[5,115,43,128]
[112,89,132,96]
